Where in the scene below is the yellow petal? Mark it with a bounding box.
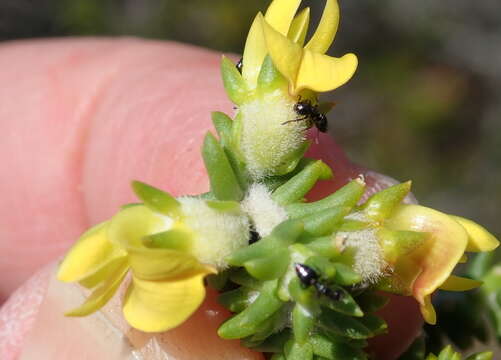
[386,205,468,312]
[287,7,310,46]
[439,275,483,291]
[123,267,215,332]
[295,50,358,93]
[304,0,339,54]
[451,215,499,252]
[65,260,129,317]
[420,295,437,325]
[108,205,168,248]
[242,13,268,89]
[127,244,202,280]
[264,0,301,35]
[261,17,303,90]
[57,221,125,283]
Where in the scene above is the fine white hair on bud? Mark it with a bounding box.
[239,93,307,179]
[178,197,250,270]
[241,183,288,237]
[337,229,387,284]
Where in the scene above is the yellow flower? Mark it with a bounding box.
[242,0,358,94]
[380,204,499,324]
[57,182,249,332]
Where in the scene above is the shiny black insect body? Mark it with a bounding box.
[249,229,260,244]
[283,100,328,133]
[294,263,342,301]
[236,58,243,74]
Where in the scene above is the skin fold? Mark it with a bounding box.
[0,38,422,359]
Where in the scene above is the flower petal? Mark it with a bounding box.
[127,244,201,280]
[264,0,302,35]
[385,204,469,323]
[295,50,358,93]
[451,215,499,252]
[304,0,339,54]
[242,13,268,89]
[261,16,303,90]
[108,205,168,248]
[287,7,310,46]
[79,256,128,289]
[57,221,125,283]
[123,268,215,332]
[439,275,483,291]
[65,260,129,316]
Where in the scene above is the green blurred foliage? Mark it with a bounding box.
[1,0,500,241]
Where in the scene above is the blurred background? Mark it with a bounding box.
[1,0,500,355]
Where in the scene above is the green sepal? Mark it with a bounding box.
[131,181,180,216]
[357,314,387,336]
[142,229,192,251]
[244,248,290,280]
[285,339,314,360]
[257,55,288,93]
[355,292,389,314]
[361,181,411,222]
[202,132,243,201]
[332,263,362,286]
[272,160,333,206]
[377,228,428,264]
[218,280,282,339]
[218,287,256,313]
[292,304,315,344]
[211,111,233,147]
[310,334,368,360]
[318,308,372,339]
[227,219,303,266]
[286,178,365,219]
[221,55,248,105]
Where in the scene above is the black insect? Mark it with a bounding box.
[283,99,328,133]
[249,229,260,244]
[294,263,342,301]
[236,58,243,74]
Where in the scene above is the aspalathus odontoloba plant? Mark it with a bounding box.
[57,0,499,358]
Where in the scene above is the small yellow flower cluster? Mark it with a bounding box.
[57,183,249,332]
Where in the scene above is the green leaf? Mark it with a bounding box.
[202,132,243,201]
[310,334,368,360]
[221,55,248,105]
[292,304,315,344]
[218,287,256,313]
[286,179,365,218]
[131,181,180,216]
[361,181,411,222]
[465,351,494,360]
[303,237,341,258]
[355,292,389,313]
[272,160,333,206]
[398,335,426,360]
[332,263,362,286]
[244,249,290,280]
[300,206,351,237]
[218,281,283,339]
[284,339,314,360]
[244,329,292,353]
[318,308,372,339]
[205,200,241,213]
[320,285,364,317]
[229,268,261,290]
[227,220,303,266]
[357,314,387,336]
[211,111,233,147]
